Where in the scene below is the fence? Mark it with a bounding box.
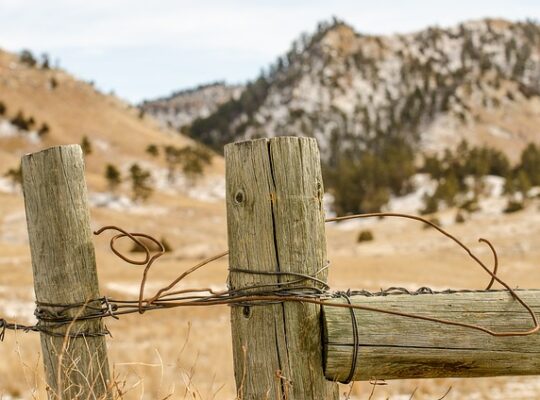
[2,137,539,399]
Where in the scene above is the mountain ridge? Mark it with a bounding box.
[152,18,540,163]
[140,82,242,132]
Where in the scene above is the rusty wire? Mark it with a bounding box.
[324,212,539,336]
[94,225,165,314]
[0,212,538,341]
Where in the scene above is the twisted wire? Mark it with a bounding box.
[0,213,538,340]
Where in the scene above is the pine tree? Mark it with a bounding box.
[421,155,443,179]
[81,136,92,156]
[164,145,181,182]
[41,53,50,69]
[178,145,213,184]
[49,77,58,89]
[163,145,213,183]
[38,123,50,137]
[455,211,466,224]
[520,143,540,186]
[515,169,532,198]
[19,50,37,67]
[420,193,439,215]
[4,164,22,188]
[504,171,517,196]
[11,111,30,130]
[129,163,153,201]
[146,144,159,157]
[105,164,121,194]
[434,173,460,206]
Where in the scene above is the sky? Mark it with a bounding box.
[1,0,540,104]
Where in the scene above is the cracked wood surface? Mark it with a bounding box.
[22,145,111,399]
[226,137,338,400]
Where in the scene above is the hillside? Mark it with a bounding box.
[140,82,242,132]
[0,48,228,260]
[0,49,224,189]
[184,18,540,163]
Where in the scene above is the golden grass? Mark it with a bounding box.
[1,198,540,399]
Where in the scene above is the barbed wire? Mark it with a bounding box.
[0,212,538,342]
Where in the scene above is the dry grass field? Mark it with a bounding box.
[1,180,540,399]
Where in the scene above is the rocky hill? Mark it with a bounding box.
[140,82,242,132]
[184,18,540,163]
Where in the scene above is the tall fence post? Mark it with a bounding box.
[22,145,111,399]
[225,137,338,399]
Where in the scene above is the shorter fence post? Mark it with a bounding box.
[22,145,111,399]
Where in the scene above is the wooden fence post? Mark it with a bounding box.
[22,145,111,399]
[225,137,338,399]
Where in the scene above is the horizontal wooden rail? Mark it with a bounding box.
[322,290,540,382]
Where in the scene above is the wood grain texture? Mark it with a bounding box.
[225,137,338,400]
[22,145,111,399]
[322,290,540,382]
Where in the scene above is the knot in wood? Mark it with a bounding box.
[234,189,245,204]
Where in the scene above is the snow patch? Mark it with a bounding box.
[94,138,110,151]
[488,125,514,139]
[387,174,437,213]
[477,197,507,215]
[529,187,540,197]
[88,192,168,215]
[323,193,336,218]
[483,175,505,197]
[0,120,17,137]
[0,177,20,194]
[0,299,35,324]
[25,131,40,143]
[0,287,36,324]
[0,119,40,143]
[188,177,225,202]
[151,167,225,201]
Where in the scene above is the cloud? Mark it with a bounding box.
[1,0,539,102]
[1,1,306,55]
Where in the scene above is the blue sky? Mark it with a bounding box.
[1,0,539,103]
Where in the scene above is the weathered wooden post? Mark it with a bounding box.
[225,137,338,399]
[22,145,111,399]
[323,290,540,381]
